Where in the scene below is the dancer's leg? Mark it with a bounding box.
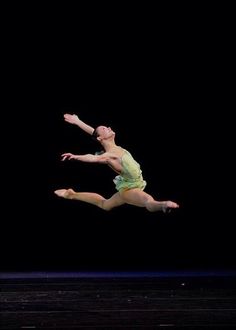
[120,188,179,212]
[54,189,125,211]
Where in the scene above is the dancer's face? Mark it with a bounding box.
[96,126,115,140]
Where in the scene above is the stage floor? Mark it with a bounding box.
[1,271,236,329]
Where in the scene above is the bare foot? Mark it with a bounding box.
[162,201,179,213]
[147,200,179,212]
[54,189,75,199]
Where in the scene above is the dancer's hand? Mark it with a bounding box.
[61,153,78,161]
[64,114,79,125]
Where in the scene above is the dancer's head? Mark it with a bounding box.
[92,126,115,142]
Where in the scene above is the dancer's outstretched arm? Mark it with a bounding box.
[64,114,94,135]
[61,152,112,164]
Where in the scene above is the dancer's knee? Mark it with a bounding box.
[145,198,156,212]
[100,199,113,211]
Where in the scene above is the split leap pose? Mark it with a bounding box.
[54,114,179,213]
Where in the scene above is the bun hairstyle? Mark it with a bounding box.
[91,127,99,141]
[92,128,104,155]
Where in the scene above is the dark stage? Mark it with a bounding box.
[1,271,236,329]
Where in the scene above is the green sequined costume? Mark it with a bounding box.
[113,149,146,192]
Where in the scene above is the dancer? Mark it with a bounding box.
[54,114,179,212]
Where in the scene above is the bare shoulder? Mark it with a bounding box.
[95,152,119,164]
[101,151,120,160]
[98,148,124,162]
[107,147,126,159]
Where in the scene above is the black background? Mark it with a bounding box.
[1,6,235,272]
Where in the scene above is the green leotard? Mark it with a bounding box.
[113,149,147,192]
